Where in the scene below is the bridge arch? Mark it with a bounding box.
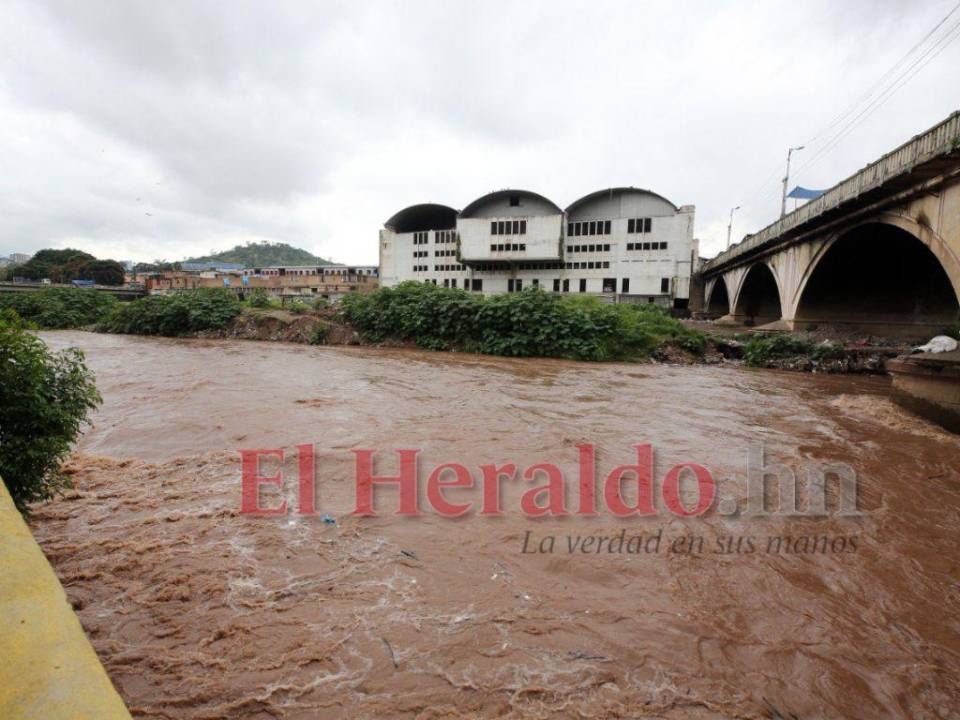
[704,275,731,316]
[792,217,960,333]
[732,262,783,326]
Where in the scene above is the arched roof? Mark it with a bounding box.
[565,187,679,214]
[384,203,458,233]
[459,189,563,218]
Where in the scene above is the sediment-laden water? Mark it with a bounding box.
[31,330,960,719]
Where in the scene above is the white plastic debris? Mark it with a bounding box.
[912,335,958,354]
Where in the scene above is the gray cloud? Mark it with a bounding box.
[0,0,957,264]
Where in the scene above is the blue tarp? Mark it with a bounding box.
[787,186,825,200]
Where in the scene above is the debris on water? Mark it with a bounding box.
[912,335,958,354]
[762,697,801,719]
[381,637,398,668]
[321,514,336,525]
[569,651,609,662]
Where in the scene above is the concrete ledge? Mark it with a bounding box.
[0,481,131,720]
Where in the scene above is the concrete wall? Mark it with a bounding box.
[459,215,563,262]
[0,481,131,719]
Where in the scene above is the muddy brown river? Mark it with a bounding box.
[31,331,960,719]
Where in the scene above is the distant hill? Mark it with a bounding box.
[185,242,332,268]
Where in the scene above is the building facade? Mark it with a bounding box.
[145,264,378,301]
[380,188,697,307]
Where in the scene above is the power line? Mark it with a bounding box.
[793,14,960,181]
[740,1,960,213]
[800,0,960,148]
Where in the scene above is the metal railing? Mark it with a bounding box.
[703,111,960,273]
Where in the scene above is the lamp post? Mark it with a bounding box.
[726,205,740,249]
[781,145,805,218]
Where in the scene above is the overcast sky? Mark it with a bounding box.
[1,0,958,264]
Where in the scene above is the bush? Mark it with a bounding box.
[98,288,241,336]
[340,282,706,361]
[289,301,309,315]
[312,296,330,311]
[309,323,331,345]
[244,288,274,309]
[0,310,101,513]
[743,333,815,366]
[0,287,117,328]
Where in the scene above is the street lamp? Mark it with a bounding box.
[781,145,805,218]
[726,205,741,249]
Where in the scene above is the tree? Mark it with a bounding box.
[0,309,101,513]
[18,248,95,281]
[84,259,126,286]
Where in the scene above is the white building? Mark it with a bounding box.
[380,188,697,308]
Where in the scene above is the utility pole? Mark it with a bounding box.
[726,205,740,249]
[781,145,804,218]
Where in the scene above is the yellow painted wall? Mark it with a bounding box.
[0,481,131,720]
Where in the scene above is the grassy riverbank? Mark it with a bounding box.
[1,285,709,363]
[340,282,707,361]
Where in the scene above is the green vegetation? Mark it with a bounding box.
[288,300,309,314]
[743,333,849,367]
[312,297,330,311]
[98,289,241,336]
[309,323,331,345]
[743,334,814,366]
[0,288,118,328]
[0,310,101,513]
[185,241,331,268]
[133,260,181,274]
[340,282,705,361]
[12,248,126,285]
[244,288,276,309]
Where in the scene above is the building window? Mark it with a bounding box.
[553,278,560,292]
[491,221,497,235]
[472,279,483,291]
[622,278,630,293]
[603,278,616,293]
[660,241,668,250]
[567,223,573,235]
[563,279,570,292]
[509,195,520,207]
[645,218,653,233]
[579,278,587,293]
[604,220,611,234]
[661,277,670,293]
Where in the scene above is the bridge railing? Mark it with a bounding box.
[703,111,960,273]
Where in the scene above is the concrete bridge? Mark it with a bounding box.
[698,111,960,336]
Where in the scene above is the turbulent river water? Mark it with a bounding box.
[31,330,960,719]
